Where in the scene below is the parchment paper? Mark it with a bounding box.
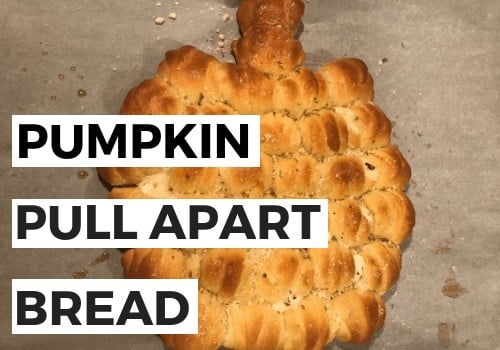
[1,0,498,349]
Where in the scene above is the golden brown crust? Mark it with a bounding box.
[161,289,226,350]
[120,244,393,349]
[362,190,415,244]
[199,249,246,300]
[309,243,355,293]
[97,167,161,186]
[329,290,386,343]
[232,0,305,74]
[104,0,414,348]
[357,242,402,294]
[104,147,409,201]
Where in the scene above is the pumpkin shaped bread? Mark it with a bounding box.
[98,0,415,349]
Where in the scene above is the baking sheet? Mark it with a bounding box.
[1,0,499,349]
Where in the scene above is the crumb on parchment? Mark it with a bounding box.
[154,16,165,25]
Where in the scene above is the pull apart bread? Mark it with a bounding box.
[98,0,415,349]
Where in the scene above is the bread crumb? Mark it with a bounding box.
[218,33,225,40]
[154,16,165,25]
[215,28,220,34]
[155,1,162,6]
[217,40,225,48]
[77,170,89,179]
[378,57,389,65]
[222,13,230,22]
[168,12,177,20]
